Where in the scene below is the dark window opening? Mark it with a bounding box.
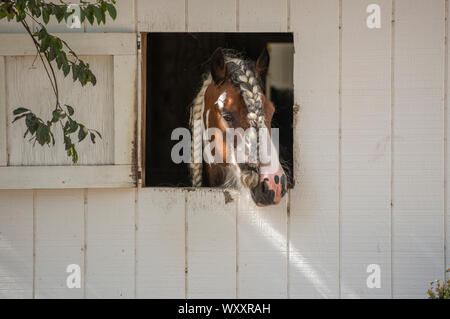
[144,32,294,188]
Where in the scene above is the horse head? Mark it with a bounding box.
[190,47,287,206]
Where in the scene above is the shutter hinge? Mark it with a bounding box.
[137,170,142,181]
[137,39,141,50]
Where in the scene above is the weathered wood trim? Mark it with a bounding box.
[0,165,135,189]
[0,33,136,56]
[138,33,147,185]
[0,56,6,166]
[114,54,137,165]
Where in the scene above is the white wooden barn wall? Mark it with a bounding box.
[0,0,449,299]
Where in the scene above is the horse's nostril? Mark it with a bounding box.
[262,178,269,193]
[250,178,275,206]
[281,174,286,194]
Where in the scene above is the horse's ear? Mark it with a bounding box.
[255,47,270,76]
[210,47,226,84]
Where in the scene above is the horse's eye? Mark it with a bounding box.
[222,112,234,123]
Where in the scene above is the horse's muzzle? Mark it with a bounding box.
[250,167,287,206]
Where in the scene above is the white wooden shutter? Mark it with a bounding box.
[0,33,137,189]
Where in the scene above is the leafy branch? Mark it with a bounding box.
[0,0,117,163]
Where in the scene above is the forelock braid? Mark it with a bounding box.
[225,55,265,175]
[225,57,265,129]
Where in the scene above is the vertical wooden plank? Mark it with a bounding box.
[114,55,137,165]
[393,0,445,298]
[136,188,185,298]
[238,192,287,298]
[444,1,450,288]
[85,188,135,298]
[6,56,114,165]
[289,0,340,298]
[0,190,33,298]
[86,0,136,32]
[239,0,287,32]
[137,33,146,185]
[187,189,237,298]
[137,0,185,32]
[188,0,236,32]
[447,0,450,286]
[0,56,6,166]
[35,189,84,299]
[341,0,392,298]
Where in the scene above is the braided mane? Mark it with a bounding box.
[223,50,266,128]
[190,50,265,187]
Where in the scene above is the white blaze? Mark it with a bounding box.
[215,91,227,111]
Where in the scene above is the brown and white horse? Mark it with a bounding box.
[190,48,287,206]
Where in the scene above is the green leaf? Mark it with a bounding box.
[47,47,56,61]
[49,131,55,145]
[13,107,29,115]
[106,3,117,20]
[65,105,74,116]
[67,119,78,134]
[52,37,62,56]
[90,72,97,86]
[56,52,64,69]
[16,12,26,22]
[42,6,50,24]
[78,125,88,142]
[79,69,87,86]
[93,130,102,139]
[93,6,102,25]
[63,63,70,77]
[25,114,38,134]
[40,35,51,52]
[72,147,78,163]
[86,7,94,24]
[64,135,72,150]
[63,120,70,133]
[36,124,49,146]
[30,2,42,18]
[90,132,96,144]
[79,7,86,23]
[12,113,27,123]
[55,5,64,23]
[0,8,8,20]
[72,64,79,81]
[52,110,60,122]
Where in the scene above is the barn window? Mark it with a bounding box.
[141,33,294,188]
